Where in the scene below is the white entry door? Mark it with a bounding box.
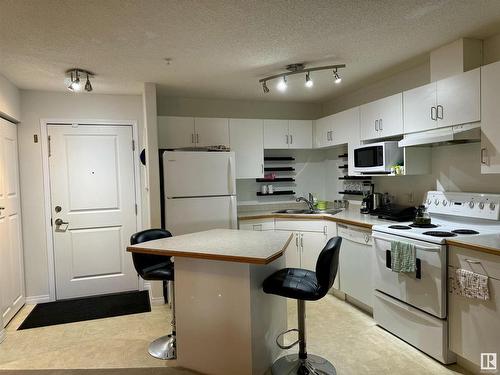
[0,118,25,326]
[48,124,138,299]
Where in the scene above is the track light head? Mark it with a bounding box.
[277,76,287,92]
[305,72,313,88]
[333,69,342,84]
[68,71,81,92]
[85,73,93,92]
[262,81,270,94]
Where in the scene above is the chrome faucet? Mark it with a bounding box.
[296,193,315,211]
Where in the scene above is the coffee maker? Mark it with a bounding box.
[360,184,375,214]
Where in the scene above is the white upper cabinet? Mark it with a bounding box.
[158,116,229,149]
[263,119,289,149]
[314,108,359,149]
[194,117,229,147]
[158,116,195,149]
[403,82,437,134]
[481,61,500,174]
[403,68,481,134]
[360,93,403,141]
[264,119,312,149]
[289,120,313,149]
[229,119,264,179]
[436,68,480,128]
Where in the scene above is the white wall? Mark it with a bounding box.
[19,90,146,300]
[157,96,322,120]
[0,72,20,122]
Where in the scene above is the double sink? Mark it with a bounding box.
[272,208,342,215]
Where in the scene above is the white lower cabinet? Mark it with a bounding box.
[448,246,500,368]
[337,223,373,308]
[238,218,274,231]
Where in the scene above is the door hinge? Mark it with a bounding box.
[48,135,52,157]
[132,140,135,151]
[135,204,138,215]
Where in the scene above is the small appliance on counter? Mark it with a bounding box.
[371,204,417,222]
[413,205,432,226]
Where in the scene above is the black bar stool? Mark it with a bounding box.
[263,237,342,375]
[130,229,176,360]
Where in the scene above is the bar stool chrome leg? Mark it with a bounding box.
[149,280,177,360]
[271,300,336,375]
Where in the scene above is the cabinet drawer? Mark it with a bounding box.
[449,246,500,280]
[239,218,274,231]
[274,219,327,233]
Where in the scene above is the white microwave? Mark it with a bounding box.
[353,141,403,174]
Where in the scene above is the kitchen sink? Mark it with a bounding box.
[272,209,342,215]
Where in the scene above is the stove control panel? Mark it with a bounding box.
[424,191,500,220]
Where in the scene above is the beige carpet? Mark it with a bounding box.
[0,294,470,374]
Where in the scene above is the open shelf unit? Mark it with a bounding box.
[256,190,295,196]
[256,177,295,182]
[258,154,297,198]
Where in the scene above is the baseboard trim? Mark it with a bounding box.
[25,294,51,304]
[143,282,166,306]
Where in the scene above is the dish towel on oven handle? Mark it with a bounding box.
[390,241,416,273]
[452,268,490,300]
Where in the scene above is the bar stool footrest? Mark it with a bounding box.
[276,328,300,350]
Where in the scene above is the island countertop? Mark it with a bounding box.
[127,228,293,264]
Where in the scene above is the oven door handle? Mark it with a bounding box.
[385,250,422,279]
[373,233,441,251]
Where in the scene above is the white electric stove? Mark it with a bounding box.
[372,191,500,364]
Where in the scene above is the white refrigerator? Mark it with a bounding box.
[163,151,237,235]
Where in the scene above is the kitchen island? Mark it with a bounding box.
[127,229,293,375]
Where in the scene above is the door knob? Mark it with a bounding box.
[55,218,69,226]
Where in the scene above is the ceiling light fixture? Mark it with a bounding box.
[66,69,94,92]
[259,63,345,94]
[262,81,270,93]
[333,68,342,84]
[276,76,287,92]
[305,72,313,88]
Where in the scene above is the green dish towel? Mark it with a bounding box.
[391,241,416,273]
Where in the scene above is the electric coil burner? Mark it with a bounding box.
[451,229,479,235]
[388,225,412,230]
[422,231,457,237]
[410,223,439,228]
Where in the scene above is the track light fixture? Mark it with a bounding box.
[305,72,313,88]
[333,68,342,84]
[66,68,94,92]
[259,63,345,94]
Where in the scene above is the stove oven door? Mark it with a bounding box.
[372,232,447,318]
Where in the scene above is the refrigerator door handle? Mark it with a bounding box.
[228,155,235,195]
[230,196,238,229]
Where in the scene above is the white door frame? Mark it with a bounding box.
[40,119,144,302]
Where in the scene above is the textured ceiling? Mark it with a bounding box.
[1,0,500,102]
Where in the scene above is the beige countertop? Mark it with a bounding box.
[238,206,391,229]
[447,233,500,256]
[127,228,293,265]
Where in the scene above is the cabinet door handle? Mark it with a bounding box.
[375,120,379,131]
[326,131,330,141]
[437,105,444,120]
[379,118,383,130]
[430,106,437,120]
[191,134,195,144]
[481,148,487,165]
[290,134,293,144]
[286,134,289,144]
[261,164,264,174]
[196,133,199,143]
[300,234,303,249]
[295,234,299,247]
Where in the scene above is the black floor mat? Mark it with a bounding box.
[18,290,151,330]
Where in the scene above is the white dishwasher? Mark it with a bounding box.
[337,223,374,308]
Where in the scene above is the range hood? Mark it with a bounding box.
[398,123,480,147]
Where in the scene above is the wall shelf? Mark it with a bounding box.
[338,165,348,169]
[338,153,348,158]
[257,190,295,196]
[264,157,295,161]
[264,167,295,172]
[256,177,295,182]
[338,191,364,196]
[338,176,372,181]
